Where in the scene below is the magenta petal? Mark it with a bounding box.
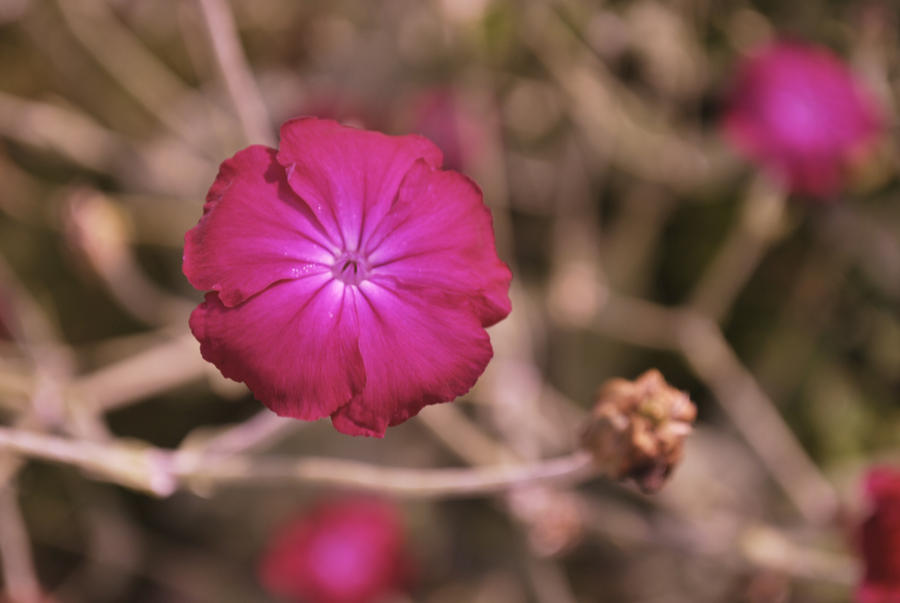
[189,275,365,420]
[276,118,443,251]
[366,160,512,327]
[331,277,493,437]
[183,145,337,307]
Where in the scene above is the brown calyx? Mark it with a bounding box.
[580,369,697,493]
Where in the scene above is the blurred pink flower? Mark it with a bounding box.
[722,40,883,198]
[410,88,485,172]
[184,118,511,437]
[259,498,412,603]
[857,467,900,602]
[292,90,383,131]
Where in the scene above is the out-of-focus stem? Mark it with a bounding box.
[740,524,857,585]
[602,184,676,295]
[64,188,196,326]
[194,0,274,146]
[0,425,598,498]
[68,333,208,414]
[521,1,726,191]
[675,314,838,525]
[56,0,225,157]
[186,410,299,456]
[688,177,789,322]
[417,404,515,466]
[0,484,41,603]
[0,91,128,174]
[188,450,597,498]
[526,556,579,603]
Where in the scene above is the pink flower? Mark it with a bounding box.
[258,498,412,603]
[410,88,485,172]
[290,89,383,131]
[857,467,900,602]
[184,118,511,437]
[722,41,883,198]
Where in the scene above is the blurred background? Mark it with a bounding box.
[0,0,898,601]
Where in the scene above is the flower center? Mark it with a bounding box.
[332,251,370,286]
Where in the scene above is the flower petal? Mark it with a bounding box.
[331,277,493,437]
[277,118,443,253]
[183,145,337,307]
[366,160,511,327]
[189,274,365,420]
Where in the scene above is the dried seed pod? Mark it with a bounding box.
[581,369,696,493]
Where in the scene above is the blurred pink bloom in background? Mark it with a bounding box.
[259,498,412,603]
[184,118,511,436]
[857,467,900,602]
[722,40,883,198]
[409,88,485,172]
[292,90,383,131]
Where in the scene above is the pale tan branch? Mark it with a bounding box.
[56,0,230,156]
[0,91,128,173]
[688,177,789,322]
[182,410,301,456]
[0,485,41,602]
[740,524,857,586]
[194,0,274,146]
[675,314,839,524]
[67,333,207,414]
[521,2,729,191]
[0,426,598,499]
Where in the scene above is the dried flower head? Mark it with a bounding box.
[581,369,696,493]
[722,40,883,198]
[184,118,512,437]
[258,498,412,603]
[857,467,900,603]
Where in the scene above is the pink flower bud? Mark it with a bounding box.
[722,41,883,198]
[259,498,413,603]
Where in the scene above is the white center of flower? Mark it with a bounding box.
[332,251,370,286]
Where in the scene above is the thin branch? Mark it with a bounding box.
[675,314,839,524]
[739,524,857,586]
[525,554,580,603]
[67,333,208,414]
[521,1,728,191]
[183,410,300,456]
[55,0,228,157]
[0,484,41,602]
[194,0,274,146]
[417,403,516,467]
[0,426,598,499]
[64,189,196,327]
[0,91,128,174]
[688,177,789,322]
[177,450,598,498]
